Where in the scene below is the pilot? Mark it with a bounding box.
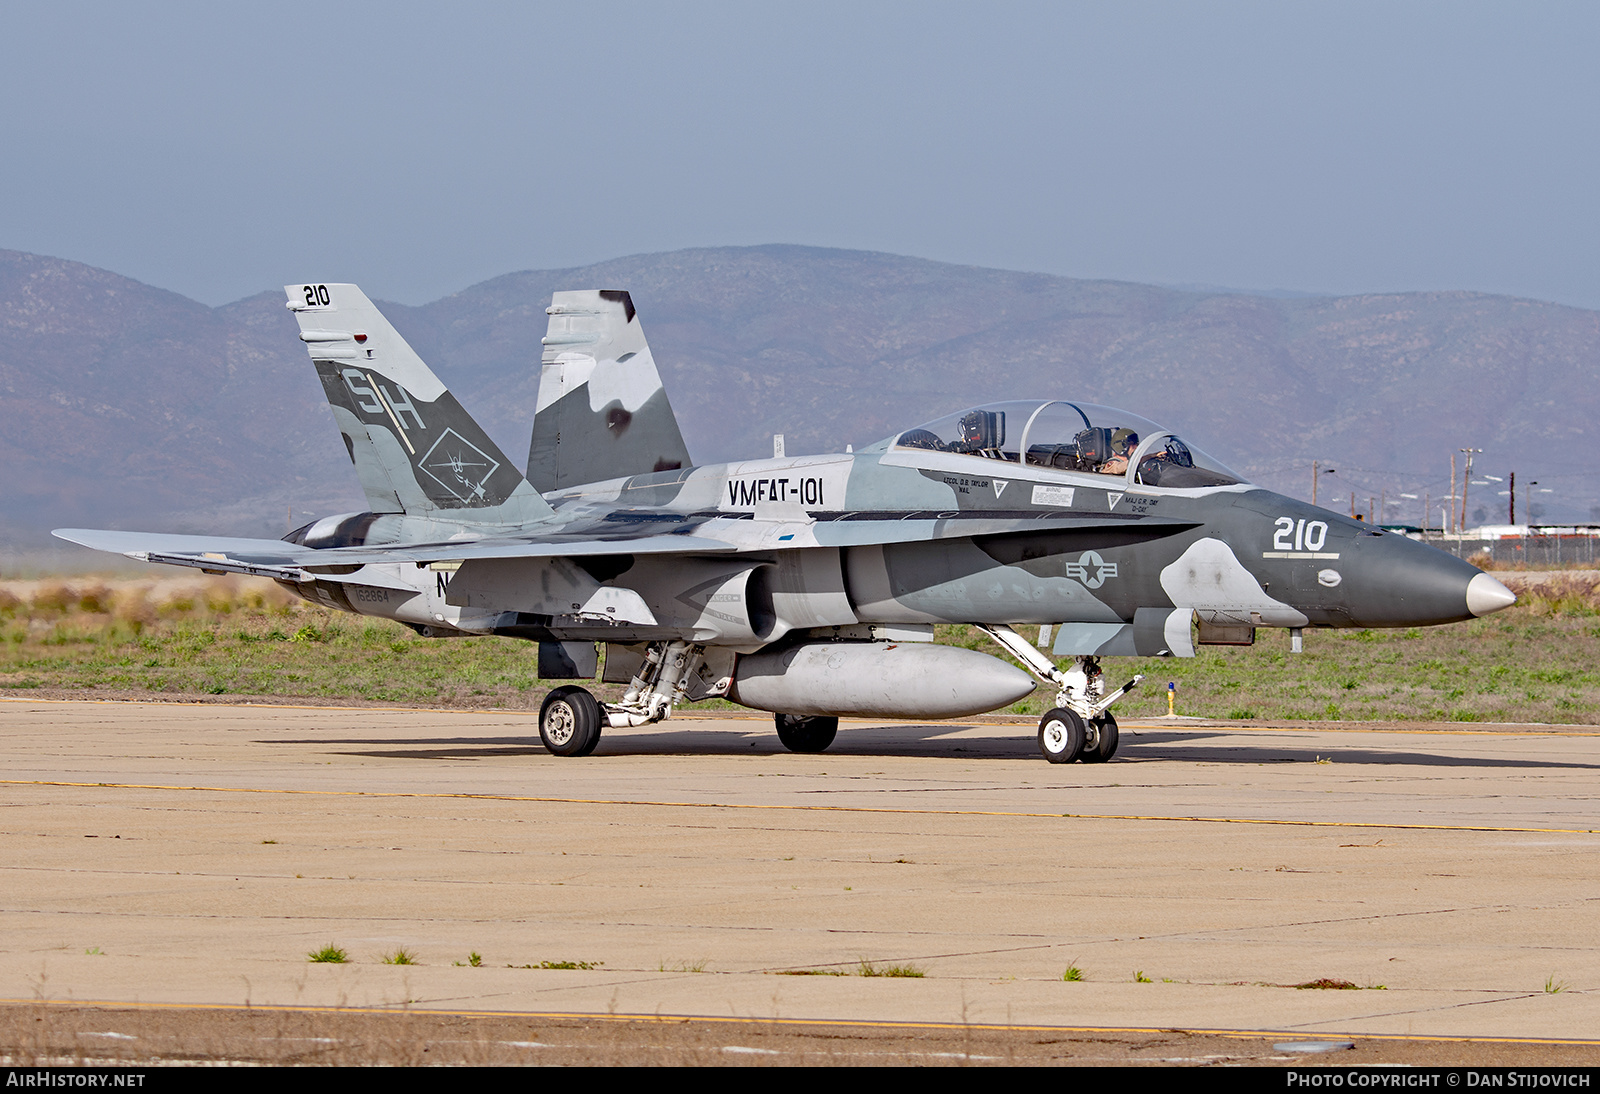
[1100,428,1138,474]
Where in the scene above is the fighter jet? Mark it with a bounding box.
[55,284,1517,762]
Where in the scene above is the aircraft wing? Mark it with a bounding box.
[54,511,1192,577]
[50,527,742,579]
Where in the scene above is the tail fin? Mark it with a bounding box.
[286,283,552,524]
[527,289,693,492]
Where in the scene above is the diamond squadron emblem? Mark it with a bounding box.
[419,428,500,502]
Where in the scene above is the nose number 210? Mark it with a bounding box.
[1273,517,1328,552]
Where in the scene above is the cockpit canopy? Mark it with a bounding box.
[892,400,1243,488]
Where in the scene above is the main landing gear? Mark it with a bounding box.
[538,686,603,757]
[537,640,726,757]
[978,625,1141,764]
[774,713,838,753]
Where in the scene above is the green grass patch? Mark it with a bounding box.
[308,944,348,964]
[857,960,924,978]
[508,960,603,970]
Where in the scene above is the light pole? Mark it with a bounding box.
[1458,448,1482,532]
[1312,462,1336,506]
[1449,453,1457,533]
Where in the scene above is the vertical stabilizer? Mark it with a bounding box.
[286,283,552,524]
[528,290,693,492]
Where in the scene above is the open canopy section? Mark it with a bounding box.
[892,400,1244,488]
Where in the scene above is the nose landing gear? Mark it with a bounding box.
[980,625,1140,763]
[1036,709,1119,764]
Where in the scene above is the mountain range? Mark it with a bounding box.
[3,244,1595,548]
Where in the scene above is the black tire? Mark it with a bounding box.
[775,713,839,753]
[1038,707,1085,764]
[540,686,603,757]
[1080,713,1119,763]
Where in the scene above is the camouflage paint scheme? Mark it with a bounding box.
[56,283,1515,755]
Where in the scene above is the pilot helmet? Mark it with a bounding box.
[1111,427,1139,453]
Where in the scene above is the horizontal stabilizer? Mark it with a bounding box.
[48,529,420,588]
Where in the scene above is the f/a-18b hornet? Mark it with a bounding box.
[56,284,1516,762]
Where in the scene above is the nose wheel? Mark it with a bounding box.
[979,626,1140,763]
[1039,709,1119,763]
[1081,713,1119,763]
[1038,708,1085,763]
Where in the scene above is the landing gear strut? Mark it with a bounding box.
[979,625,1141,763]
[538,640,724,758]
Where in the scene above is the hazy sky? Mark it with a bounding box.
[3,1,1597,308]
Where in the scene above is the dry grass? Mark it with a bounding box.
[0,576,560,709]
[1501,573,1600,615]
[1467,556,1600,573]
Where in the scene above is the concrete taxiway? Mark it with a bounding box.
[2,698,1598,1048]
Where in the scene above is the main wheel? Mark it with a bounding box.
[1080,712,1119,763]
[775,713,839,753]
[539,686,603,757]
[1038,707,1085,764]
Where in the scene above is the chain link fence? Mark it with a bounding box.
[1418,531,1600,568]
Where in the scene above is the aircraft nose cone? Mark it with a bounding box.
[1466,572,1517,617]
[1329,533,1513,627]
